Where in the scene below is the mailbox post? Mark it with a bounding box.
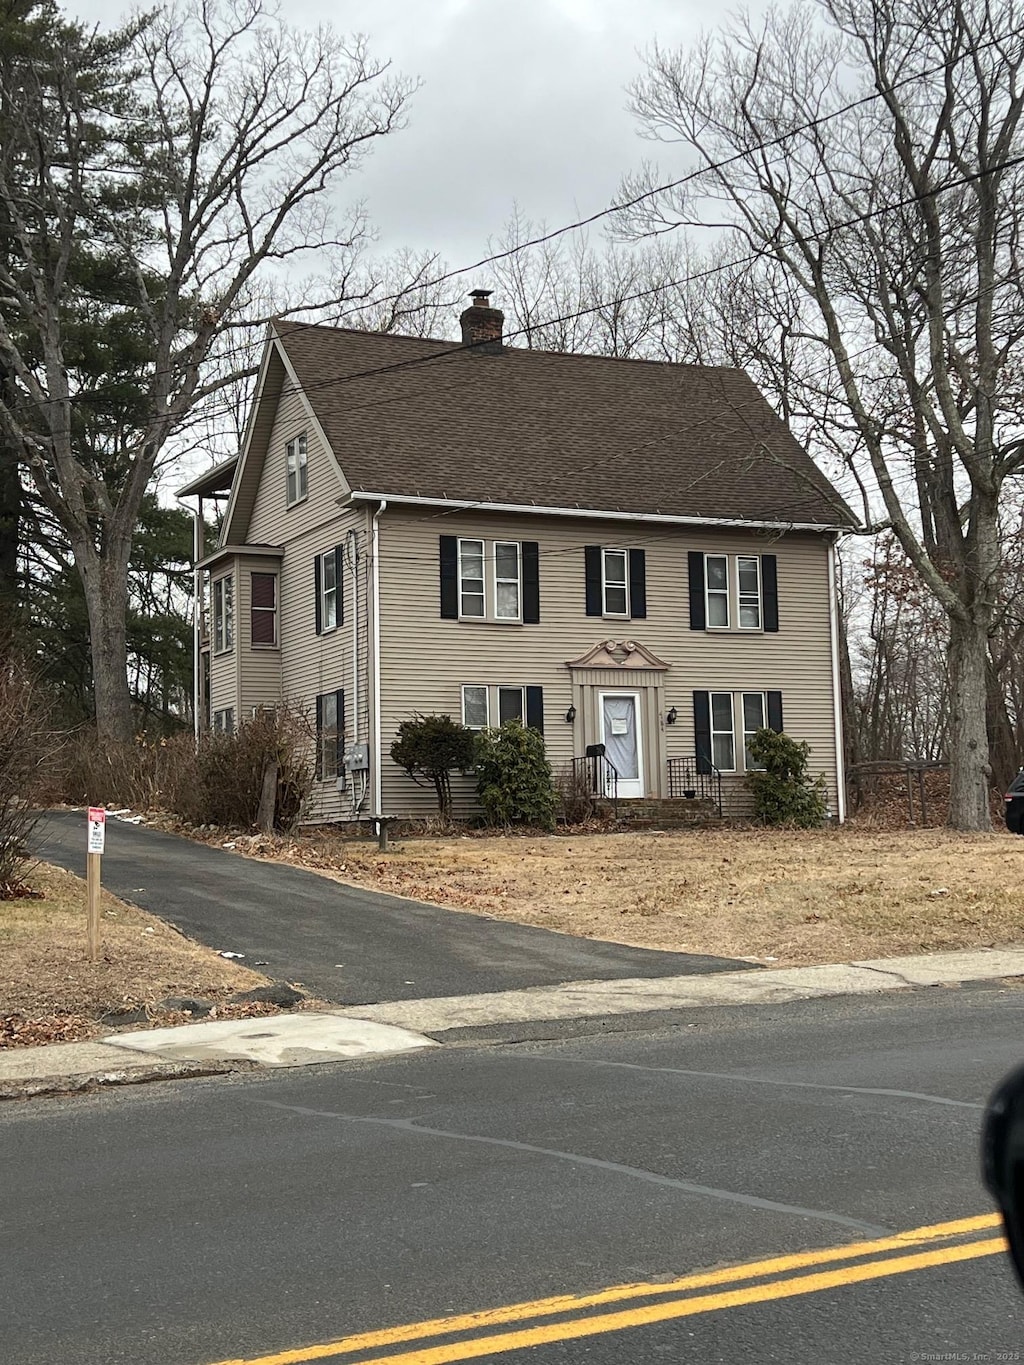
[86,807,105,962]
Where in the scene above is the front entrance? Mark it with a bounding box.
[598,691,644,798]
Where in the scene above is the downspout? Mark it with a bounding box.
[827,534,847,824]
[371,499,387,816]
[345,527,362,813]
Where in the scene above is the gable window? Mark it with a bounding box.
[462,685,489,730]
[742,692,767,769]
[458,539,486,617]
[710,692,736,771]
[494,542,521,620]
[737,557,762,629]
[705,555,730,628]
[213,574,234,654]
[316,689,344,781]
[321,550,338,632]
[286,433,308,506]
[250,573,277,647]
[213,707,234,735]
[498,686,526,725]
[602,549,628,616]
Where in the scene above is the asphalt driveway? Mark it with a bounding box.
[34,811,751,1005]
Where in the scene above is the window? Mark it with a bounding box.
[742,692,767,769]
[602,549,628,616]
[710,692,736,771]
[705,555,730,628]
[213,575,233,653]
[462,685,489,730]
[213,707,234,735]
[498,686,525,725]
[320,550,338,632]
[317,690,343,781]
[250,573,277,647]
[458,539,485,617]
[494,541,521,620]
[286,433,308,506]
[737,557,762,629]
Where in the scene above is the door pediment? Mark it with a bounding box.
[567,639,669,671]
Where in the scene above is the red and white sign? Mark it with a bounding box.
[87,807,106,855]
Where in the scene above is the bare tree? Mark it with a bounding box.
[624,0,1024,829]
[0,0,414,740]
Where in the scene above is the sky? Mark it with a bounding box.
[74,0,710,271]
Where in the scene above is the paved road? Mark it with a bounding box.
[3,985,1023,1364]
[34,812,748,1004]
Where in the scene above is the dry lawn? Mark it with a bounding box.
[262,826,1024,966]
[1,861,266,1045]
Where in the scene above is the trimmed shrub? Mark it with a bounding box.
[745,727,829,828]
[475,720,556,830]
[390,714,477,819]
[190,706,313,830]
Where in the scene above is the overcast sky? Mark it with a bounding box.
[75,0,712,271]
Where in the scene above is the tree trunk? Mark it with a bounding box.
[986,655,1018,796]
[82,556,133,743]
[947,613,993,831]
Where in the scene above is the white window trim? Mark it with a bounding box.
[493,541,522,621]
[286,433,308,508]
[601,548,629,618]
[737,555,763,632]
[710,691,737,773]
[319,691,340,782]
[213,575,233,655]
[704,554,730,631]
[213,707,234,735]
[457,537,486,619]
[461,684,490,731]
[320,550,339,633]
[497,685,526,725]
[250,572,278,650]
[741,691,767,770]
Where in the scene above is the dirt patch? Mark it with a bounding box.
[224,825,1024,967]
[1,862,270,1047]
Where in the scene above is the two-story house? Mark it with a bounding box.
[179,291,856,823]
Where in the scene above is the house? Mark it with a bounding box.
[178,291,856,823]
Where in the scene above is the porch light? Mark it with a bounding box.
[565,704,577,724]
[666,706,678,725]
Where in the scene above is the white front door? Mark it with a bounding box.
[599,691,644,798]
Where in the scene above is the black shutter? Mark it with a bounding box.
[762,554,779,632]
[440,536,459,619]
[694,691,712,774]
[767,691,784,733]
[336,688,346,773]
[522,541,540,623]
[628,548,647,619]
[688,551,706,630]
[314,693,323,779]
[314,555,322,635]
[585,545,602,616]
[335,547,345,626]
[526,685,544,735]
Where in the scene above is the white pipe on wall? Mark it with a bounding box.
[371,499,387,816]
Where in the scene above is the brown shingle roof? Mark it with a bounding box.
[274,321,856,528]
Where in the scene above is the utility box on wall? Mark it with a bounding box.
[344,743,369,772]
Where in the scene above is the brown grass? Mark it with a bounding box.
[1,862,267,1045]
[254,826,1024,967]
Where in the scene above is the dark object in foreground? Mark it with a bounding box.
[1004,770,1024,834]
[982,1062,1024,1289]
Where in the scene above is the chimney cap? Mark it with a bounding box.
[468,288,493,304]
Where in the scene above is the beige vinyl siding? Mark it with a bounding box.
[209,561,240,722]
[376,507,840,819]
[238,555,284,717]
[246,376,345,545]
[223,350,285,544]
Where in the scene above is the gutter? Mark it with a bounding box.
[371,499,387,816]
[345,491,854,535]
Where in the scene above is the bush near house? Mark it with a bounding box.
[745,727,829,828]
[186,707,313,830]
[476,719,556,831]
[0,648,54,895]
[390,714,478,821]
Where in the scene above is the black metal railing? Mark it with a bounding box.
[572,750,620,819]
[667,755,723,817]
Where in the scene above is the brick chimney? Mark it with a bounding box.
[459,289,504,353]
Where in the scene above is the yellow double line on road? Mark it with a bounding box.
[213,1214,1006,1365]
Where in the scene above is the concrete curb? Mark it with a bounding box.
[0,1058,253,1102]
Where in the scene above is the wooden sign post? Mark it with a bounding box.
[86,807,105,963]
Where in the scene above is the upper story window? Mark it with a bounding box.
[250,573,277,647]
[458,539,486,617]
[602,549,628,616]
[213,574,234,654]
[321,550,338,632]
[286,433,308,506]
[690,552,777,633]
[441,536,540,623]
[585,545,646,620]
[494,542,522,620]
